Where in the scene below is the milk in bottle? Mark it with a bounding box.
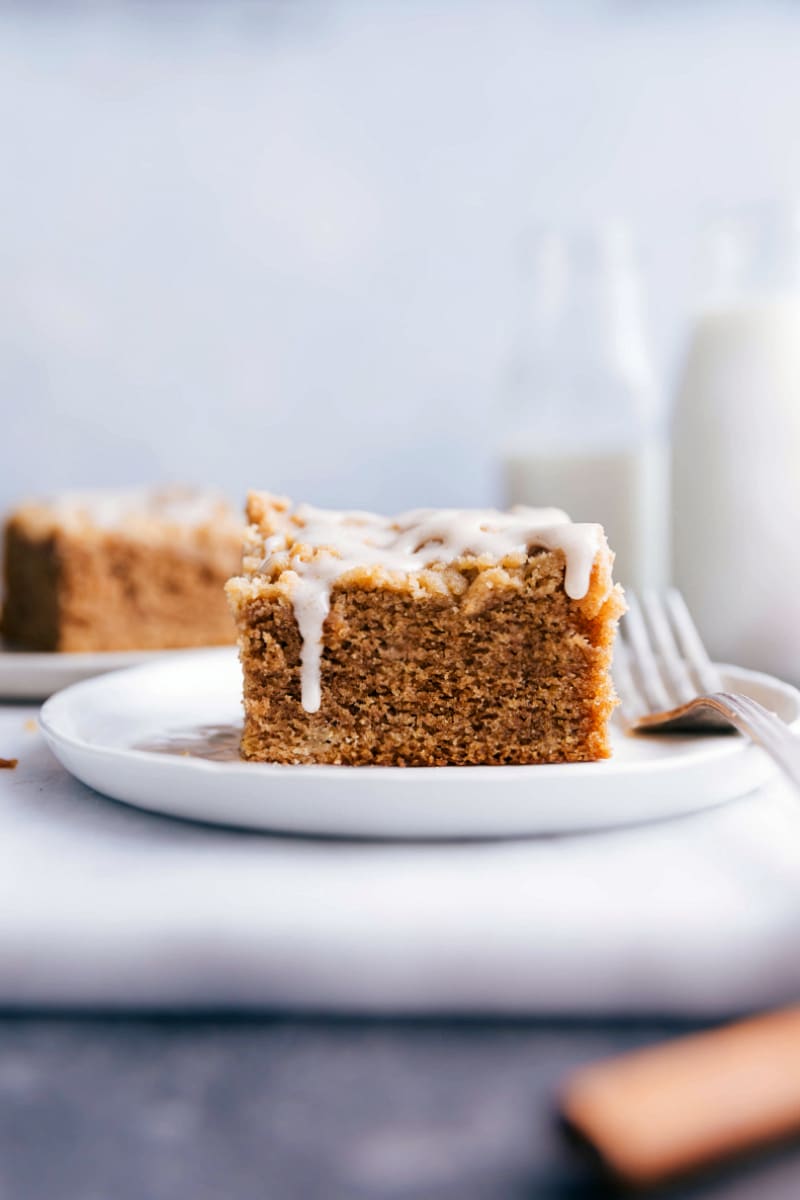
[672,213,800,679]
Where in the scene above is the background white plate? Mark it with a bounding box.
[39,648,800,840]
[0,639,232,700]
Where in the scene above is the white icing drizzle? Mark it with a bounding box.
[47,486,234,530]
[254,503,605,714]
[290,575,333,716]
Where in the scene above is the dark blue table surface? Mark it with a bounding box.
[2,1016,800,1199]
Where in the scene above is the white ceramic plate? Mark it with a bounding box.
[39,648,800,840]
[0,638,231,701]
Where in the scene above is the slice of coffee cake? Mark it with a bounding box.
[226,493,625,766]
[2,487,241,651]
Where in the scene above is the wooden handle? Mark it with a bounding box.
[561,1006,800,1187]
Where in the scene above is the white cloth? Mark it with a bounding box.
[2,702,800,1015]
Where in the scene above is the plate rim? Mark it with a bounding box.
[0,641,232,670]
[38,650,800,782]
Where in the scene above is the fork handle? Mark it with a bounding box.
[704,692,800,790]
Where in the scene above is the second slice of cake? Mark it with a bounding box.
[226,493,625,766]
[2,487,242,652]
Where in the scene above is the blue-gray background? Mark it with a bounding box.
[2,2,797,515]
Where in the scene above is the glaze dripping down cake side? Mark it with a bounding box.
[225,493,626,767]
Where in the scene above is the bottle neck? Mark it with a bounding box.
[508,227,659,438]
[697,208,800,310]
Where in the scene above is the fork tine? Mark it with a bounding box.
[612,636,646,723]
[665,589,723,694]
[622,592,673,712]
[640,590,697,705]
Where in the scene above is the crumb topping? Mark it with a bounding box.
[235,494,610,715]
[8,486,241,540]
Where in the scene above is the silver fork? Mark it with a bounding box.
[615,588,800,789]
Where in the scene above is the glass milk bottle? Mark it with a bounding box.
[499,226,668,591]
[672,211,800,679]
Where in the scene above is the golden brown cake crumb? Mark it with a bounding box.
[226,494,625,767]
